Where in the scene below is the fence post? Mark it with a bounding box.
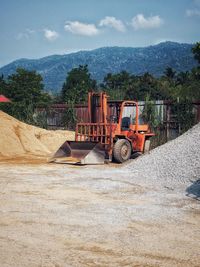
[177,97,181,135]
[166,103,170,141]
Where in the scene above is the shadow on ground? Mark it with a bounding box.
[186,179,200,200]
[131,152,142,159]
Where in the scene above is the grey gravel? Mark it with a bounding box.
[125,122,200,191]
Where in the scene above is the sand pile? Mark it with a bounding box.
[125,122,200,188]
[0,111,75,160]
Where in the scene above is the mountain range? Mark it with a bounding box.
[0,41,197,92]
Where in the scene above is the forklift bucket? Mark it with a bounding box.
[50,141,105,165]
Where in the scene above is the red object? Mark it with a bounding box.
[0,95,11,103]
[75,92,154,157]
[52,92,154,164]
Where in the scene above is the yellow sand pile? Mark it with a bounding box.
[0,111,75,160]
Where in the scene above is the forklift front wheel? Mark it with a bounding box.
[113,139,132,163]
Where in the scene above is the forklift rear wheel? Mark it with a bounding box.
[113,139,132,163]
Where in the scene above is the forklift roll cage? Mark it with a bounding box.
[75,92,154,159]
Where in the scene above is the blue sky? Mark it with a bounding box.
[0,0,200,66]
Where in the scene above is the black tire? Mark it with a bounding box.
[113,139,132,163]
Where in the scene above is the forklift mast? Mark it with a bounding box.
[88,92,108,124]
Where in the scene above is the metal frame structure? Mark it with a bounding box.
[74,92,154,159]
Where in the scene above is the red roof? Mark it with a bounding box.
[0,95,11,103]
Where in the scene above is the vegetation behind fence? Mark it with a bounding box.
[1,42,200,149]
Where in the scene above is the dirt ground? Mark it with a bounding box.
[0,162,199,267]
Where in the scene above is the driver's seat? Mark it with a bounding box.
[121,117,130,130]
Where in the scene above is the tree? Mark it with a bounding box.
[61,65,96,104]
[192,42,200,64]
[176,71,190,85]
[7,68,45,102]
[1,68,51,124]
[164,67,176,80]
[102,71,134,100]
[0,75,8,95]
[125,72,168,101]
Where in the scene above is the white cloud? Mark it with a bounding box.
[26,28,35,34]
[16,32,29,40]
[99,16,126,32]
[186,8,200,17]
[131,14,163,30]
[154,38,182,45]
[44,29,59,41]
[64,21,99,36]
[16,28,35,40]
[154,38,169,45]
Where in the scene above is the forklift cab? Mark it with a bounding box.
[108,101,140,131]
[120,101,148,132]
[120,101,137,131]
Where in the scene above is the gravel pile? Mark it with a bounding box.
[125,122,200,188]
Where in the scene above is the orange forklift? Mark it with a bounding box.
[51,92,154,164]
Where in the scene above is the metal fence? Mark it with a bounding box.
[36,100,200,146]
